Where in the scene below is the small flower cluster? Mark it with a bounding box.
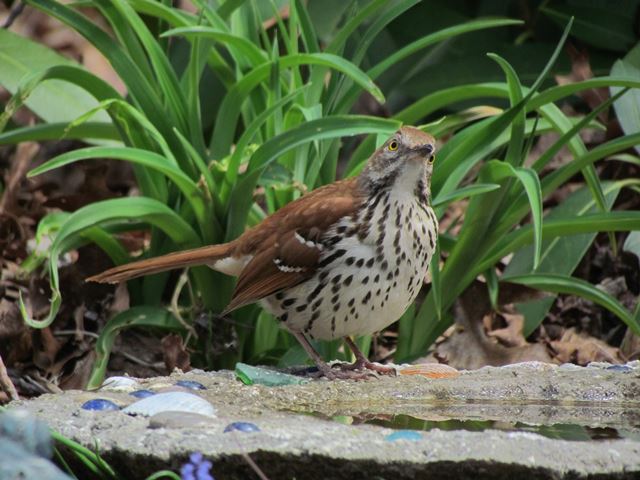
[180,452,214,480]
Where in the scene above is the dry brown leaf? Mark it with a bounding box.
[620,327,640,361]
[32,327,61,370]
[428,321,553,370]
[58,349,96,390]
[0,142,39,215]
[109,282,130,314]
[486,312,529,348]
[0,352,19,401]
[0,298,24,340]
[550,328,622,365]
[0,298,32,364]
[420,282,553,369]
[162,333,191,373]
[555,45,608,116]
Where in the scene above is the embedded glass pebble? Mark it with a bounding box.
[176,380,207,390]
[122,391,216,417]
[224,422,260,433]
[384,430,422,442]
[149,412,216,429]
[559,363,583,370]
[235,362,308,386]
[81,399,120,411]
[129,389,156,399]
[398,363,459,379]
[101,376,139,391]
[606,365,632,373]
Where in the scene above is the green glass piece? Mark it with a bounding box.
[235,363,308,386]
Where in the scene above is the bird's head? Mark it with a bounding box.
[359,126,436,200]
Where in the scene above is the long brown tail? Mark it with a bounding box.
[87,243,232,284]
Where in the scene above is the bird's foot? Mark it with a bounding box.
[302,362,377,380]
[338,360,397,376]
[305,360,396,380]
[323,365,373,381]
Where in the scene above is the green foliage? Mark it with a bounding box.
[52,426,181,479]
[1,0,639,378]
[612,42,640,154]
[87,306,186,389]
[51,429,118,479]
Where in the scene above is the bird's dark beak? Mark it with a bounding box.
[412,144,434,157]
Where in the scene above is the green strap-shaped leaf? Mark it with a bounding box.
[505,181,623,336]
[512,167,543,269]
[326,0,388,55]
[129,0,195,26]
[327,0,420,110]
[305,0,387,104]
[221,85,311,202]
[487,53,525,167]
[533,89,628,172]
[108,0,189,133]
[65,98,177,164]
[373,19,523,81]
[347,74,640,175]
[338,18,522,114]
[20,197,200,330]
[162,26,268,66]
[210,53,385,155]
[28,146,211,236]
[225,115,400,241]
[399,210,640,361]
[133,0,235,87]
[248,116,400,170]
[543,133,640,196]
[216,0,246,19]
[0,122,119,145]
[0,30,112,126]
[496,128,640,249]
[25,0,189,167]
[293,0,320,54]
[453,159,544,269]
[432,183,501,209]
[432,17,573,200]
[0,64,119,133]
[531,76,640,110]
[504,273,640,336]
[478,209,640,275]
[87,306,184,389]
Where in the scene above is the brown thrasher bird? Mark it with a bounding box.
[89,127,437,379]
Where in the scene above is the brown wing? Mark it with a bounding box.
[223,178,363,313]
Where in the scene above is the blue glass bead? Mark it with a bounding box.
[606,364,632,373]
[176,380,207,390]
[129,389,156,399]
[384,430,422,442]
[81,399,120,411]
[223,422,260,433]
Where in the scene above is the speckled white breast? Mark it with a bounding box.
[262,187,437,341]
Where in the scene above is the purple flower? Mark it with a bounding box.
[180,452,214,480]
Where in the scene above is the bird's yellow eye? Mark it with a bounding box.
[388,140,398,151]
[428,154,435,164]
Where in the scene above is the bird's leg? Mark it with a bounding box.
[290,331,334,376]
[290,331,370,380]
[342,337,396,376]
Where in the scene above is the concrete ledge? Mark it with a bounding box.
[12,362,640,479]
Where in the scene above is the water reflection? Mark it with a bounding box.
[329,413,640,441]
